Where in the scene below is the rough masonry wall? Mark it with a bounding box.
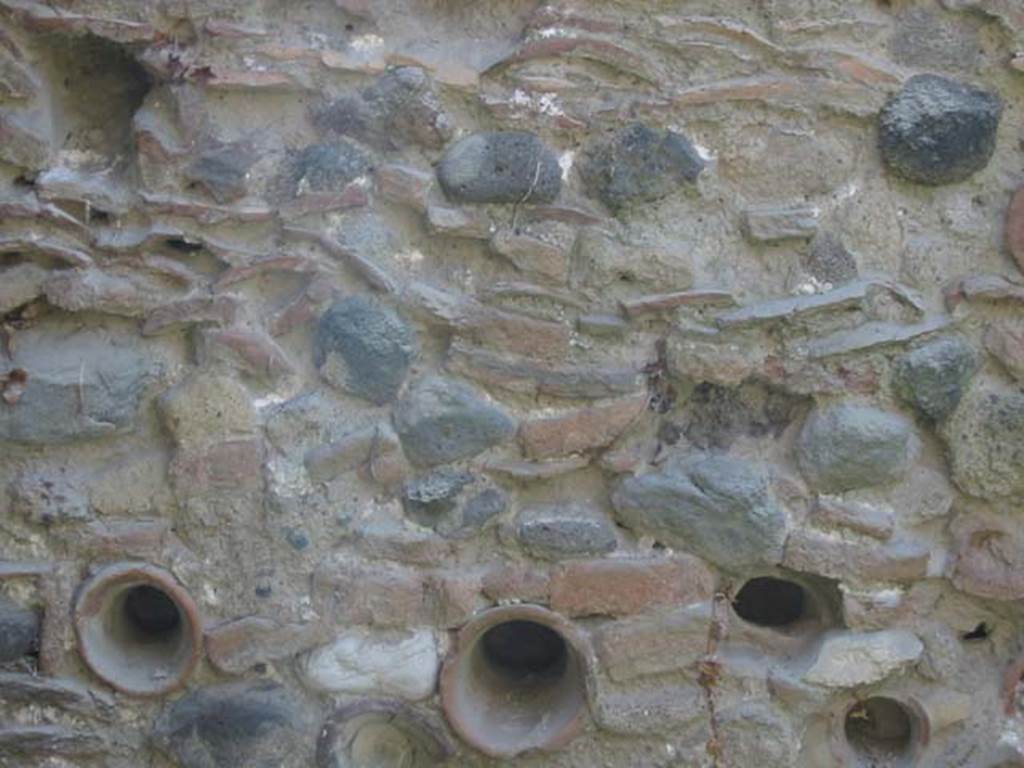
[1,0,1023,766]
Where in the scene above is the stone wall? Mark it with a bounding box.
[1,0,1023,766]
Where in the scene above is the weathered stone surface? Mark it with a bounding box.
[437,131,560,204]
[879,74,1001,185]
[301,627,439,700]
[393,376,515,467]
[376,163,433,212]
[446,343,643,400]
[517,394,648,459]
[11,470,90,525]
[796,404,916,493]
[590,684,705,736]
[516,503,618,559]
[714,280,870,329]
[594,603,710,682]
[984,319,1024,382]
[285,142,371,197]
[311,66,453,150]
[549,556,714,618]
[942,382,1024,499]
[804,232,859,285]
[490,221,577,282]
[580,123,705,210]
[305,423,403,483]
[1008,187,1024,271]
[0,331,152,444]
[806,316,951,359]
[812,496,894,540]
[891,336,978,421]
[426,203,493,239]
[783,528,930,583]
[0,597,39,662]
[949,513,1024,600]
[717,704,799,767]
[0,673,116,719]
[0,113,50,169]
[611,455,787,570]
[742,203,820,242]
[803,629,923,687]
[185,140,255,202]
[158,373,256,448]
[205,617,329,674]
[315,296,416,405]
[0,262,47,314]
[0,725,104,759]
[401,468,475,524]
[152,681,314,768]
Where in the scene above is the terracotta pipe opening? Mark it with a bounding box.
[732,576,806,628]
[843,697,918,766]
[440,605,590,758]
[73,562,201,696]
[317,699,453,768]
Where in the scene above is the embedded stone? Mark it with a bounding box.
[879,74,1001,185]
[579,122,705,210]
[286,142,371,197]
[984,319,1024,382]
[10,470,90,525]
[803,629,923,687]
[942,381,1024,499]
[401,468,475,524]
[891,336,978,421]
[516,502,618,559]
[949,513,1024,600]
[796,404,916,493]
[611,454,787,570]
[311,66,453,150]
[0,597,39,663]
[0,263,48,314]
[1008,187,1024,272]
[185,140,255,203]
[301,627,439,700]
[437,131,561,204]
[742,203,820,242]
[151,681,314,768]
[158,373,256,448]
[393,376,516,467]
[0,331,152,444]
[315,296,416,405]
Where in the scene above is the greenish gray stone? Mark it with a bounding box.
[892,336,978,421]
[942,382,1024,499]
[437,131,560,204]
[393,376,515,467]
[611,454,787,570]
[797,404,916,493]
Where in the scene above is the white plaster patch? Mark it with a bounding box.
[559,150,575,181]
[350,34,384,51]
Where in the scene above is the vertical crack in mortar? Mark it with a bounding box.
[699,587,732,768]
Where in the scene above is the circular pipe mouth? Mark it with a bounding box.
[72,562,202,696]
[440,605,591,758]
[317,700,453,768]
[835,696,927,767]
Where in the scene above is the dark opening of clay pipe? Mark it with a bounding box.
[73,561,201,696]
[732,576,806,627]
[844,697,916,765]
[440,605,590,758]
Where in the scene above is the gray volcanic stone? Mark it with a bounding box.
[461,488,508,528]
[0,331,151,444]
[942,382,1024,499]
[315,296,416,405]
[311,66,453,150]
[580,123,705,210]
[393,376,516,467]
[185,140,255,203]
[437,131,561,204]
[797,404,916,493]
[879,74,1001,185]
[151,681,313,768]
[611,454,787,570]
[892,337,978,421]
[288,142,371,195]
[517,503,618,559]
[401,468,475,523]
[0,598,39,662]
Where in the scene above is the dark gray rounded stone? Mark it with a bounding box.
[797,404,916,493]
[401,468,475,523]
[0,597,39,662]
[437,132,561,204]
[315,296,416,405]
[611,454,786,571]
[580,122,705,210]
[516,505,618,559]
[879,74,1001,185]
[151,681,314,768]
[461,488,508,529]
[392,376,516,467]
[892,337,978,422]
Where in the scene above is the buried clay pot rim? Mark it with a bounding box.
[316,698,455,767]
[440,603,596,758]
[827,693,930,766]
[72,560,203,697]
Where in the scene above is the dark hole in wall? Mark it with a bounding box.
[844,697,914,764]
[962,622,991,641]
[122,585,181,641]
[480,620,568,680]
[732,577,806,627]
